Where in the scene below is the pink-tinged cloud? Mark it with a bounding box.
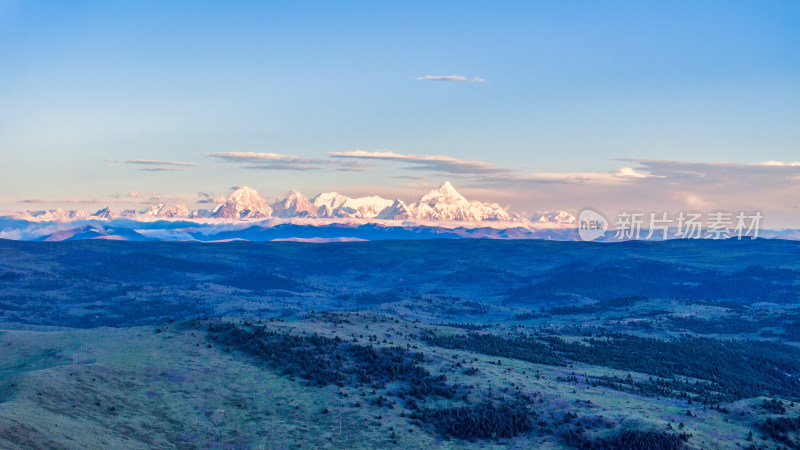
[207,152,314,163]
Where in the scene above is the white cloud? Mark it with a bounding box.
[615,167,655,179]
[416,75,487,83]
[753,160,800,167]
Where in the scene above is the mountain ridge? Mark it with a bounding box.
[11,182,576,226]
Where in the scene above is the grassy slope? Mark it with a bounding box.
[0,313,786,449]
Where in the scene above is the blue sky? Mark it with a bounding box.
[1,1,799,224]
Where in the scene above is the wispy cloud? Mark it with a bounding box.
[416,75,487,83]
[615,167,657,179]
[21,199,59,204]
[208,152,319,170]
[752,160,800,167]
[622,159,800,183]
[20,196,153,205]
[490,159,800,189]
[140,167,180,172]
[328,149,506,175]
[327,149,665,184]
[106,159,196,167]
[204,149,799,222]
[244,163,321,171]
[499,170,652,184]
[388,174,427,181]
[333,161,376,172]
[122,159,197,167]
[457,159,800,227]
[208,152,373,172]
[105,158,197,172]
[207,152,314,164]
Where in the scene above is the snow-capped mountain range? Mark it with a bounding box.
[313,192,395,219]
[7,182,800,242]
[12,182,577,226]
